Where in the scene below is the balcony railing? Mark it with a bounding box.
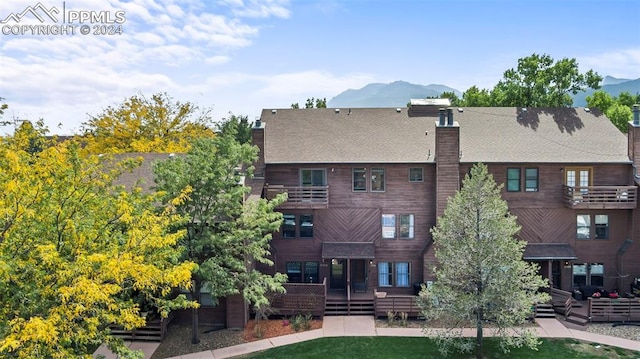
[264,184,329,209]
[563,185,637,209]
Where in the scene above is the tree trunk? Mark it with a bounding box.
[191,279,201,344]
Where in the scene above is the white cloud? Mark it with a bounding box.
[0,0,294,134]
[579,47,640,80]
[220,0,291,18]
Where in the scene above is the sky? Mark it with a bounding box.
[0,0,639,135]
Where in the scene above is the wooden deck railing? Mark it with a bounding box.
[269,278,326,317]
[550,288,573,319]
[264,185,329,209]
[588,297,640,322]
[563,185,637,209]
[374,294,421,318]
[109,311,174,342]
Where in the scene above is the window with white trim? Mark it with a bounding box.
[381,214,396,239]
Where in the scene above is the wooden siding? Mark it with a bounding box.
[435,125,460,218]
[252,126,265,177]
[226,294,248,329]
[265,163,437,292]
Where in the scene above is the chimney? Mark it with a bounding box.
[252,116,265,178]
[634,104,640,126]
[438,108,446,126]
[435,110,460,218]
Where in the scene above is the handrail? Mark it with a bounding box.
[563,185,637,209]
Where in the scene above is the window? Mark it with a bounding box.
[371,168,385,192]
[378,262,393,287]
[577,215,590,239]
[304,262,319,283]
[577,214,608,240]
[507,168,520,192]
[399,214,415,239]
[353,168,367,192]
[572,263,587,288]
[379,261,411,287]
[300,169,326,186]
[595,215,609,239]
[396,262,410,287]
[282,214,296,238]
[590,263,604,286]
[286,262,302,282]
[525,168,538,192]
[565,167,592,190]
[409,168,423,182]
[299,214,313,238]
[573,263,605,288]
[381,214,396,239]
[287,261,319,283]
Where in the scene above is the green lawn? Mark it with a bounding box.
[240,337,639,359]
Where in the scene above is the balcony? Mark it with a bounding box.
[264,184,329,209]
[563,185,637,209]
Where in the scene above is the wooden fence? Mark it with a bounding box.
[269,278,326,317]
[588,297,640,322]
[374,295,421,318]
[109,311,174,342]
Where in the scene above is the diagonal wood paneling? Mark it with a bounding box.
[511,208,575,243]
[317,208,379,242]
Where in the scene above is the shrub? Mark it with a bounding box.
[387,311,396,326]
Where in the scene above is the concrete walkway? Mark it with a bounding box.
[96,316,640,358]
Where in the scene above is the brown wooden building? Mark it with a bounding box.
[252,102,640,309]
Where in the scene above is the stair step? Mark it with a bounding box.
[566,315,589,326]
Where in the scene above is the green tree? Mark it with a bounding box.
[462,86,493,107]
[606,103,633,133]
[586,91,638,133]
[418,163,549,359]
[80,92,215,154]
[216,114,252,144]
[153,131,287,344]
[440,91,462,106]
[585,90,615,113]
[0,138,196,358]
[493,53,601,107]
[291,98,327,109]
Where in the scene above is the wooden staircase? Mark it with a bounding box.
[549,288,589,329]
[534,303,556,318]
[325,298,374,316]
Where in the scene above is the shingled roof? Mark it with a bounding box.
[260,107,629,164]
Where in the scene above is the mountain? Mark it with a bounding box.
[573,77,640,107]
[602,76,632,86]
[327,81,461,108]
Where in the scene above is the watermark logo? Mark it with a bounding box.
[1,2,126,36]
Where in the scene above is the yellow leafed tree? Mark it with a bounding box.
[0,138,197,358]
[79,92,215,154]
